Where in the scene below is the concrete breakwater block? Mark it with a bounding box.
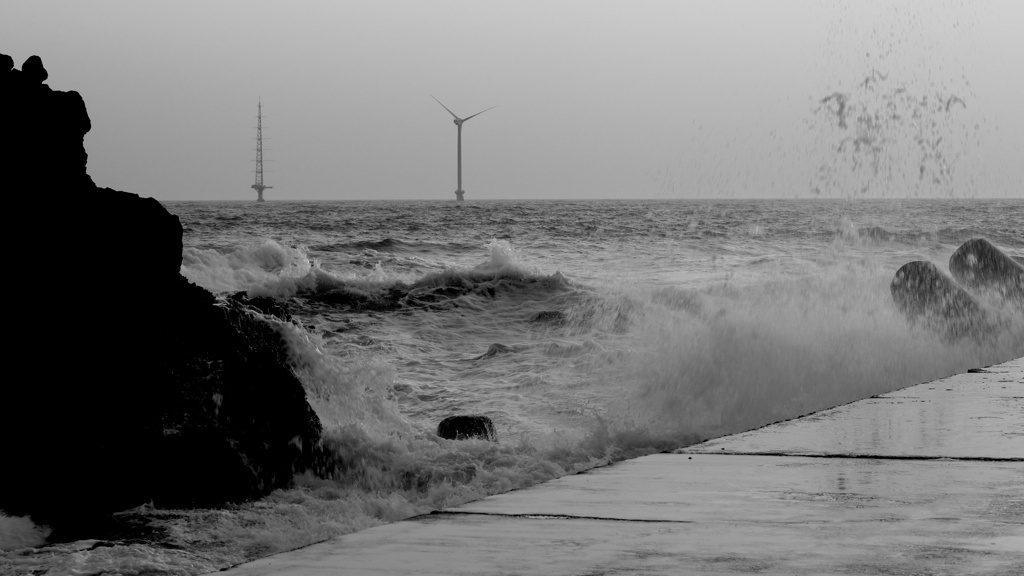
[949,238,1024,302]
[890,260,990,341]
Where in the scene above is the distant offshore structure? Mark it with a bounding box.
[432,95,495,201]
[251,100,271,202]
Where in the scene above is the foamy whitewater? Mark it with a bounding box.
[2,198,1022,575]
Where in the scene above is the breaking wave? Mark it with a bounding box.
[10,205,1020,574]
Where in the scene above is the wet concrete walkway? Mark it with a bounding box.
[221,357,1024,575]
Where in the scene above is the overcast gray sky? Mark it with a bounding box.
[4,0,1022,201]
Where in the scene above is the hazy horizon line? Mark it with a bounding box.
[158,196,1022,203]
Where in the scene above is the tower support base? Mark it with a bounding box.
[252,183,270,202]
[455,190,465,201]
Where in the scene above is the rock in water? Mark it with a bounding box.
[150,285,322,509]
[437,415,498,442]
[948,238,1024,303]
[890,261,990,341]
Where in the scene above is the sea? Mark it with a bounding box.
[2,197,1023,575]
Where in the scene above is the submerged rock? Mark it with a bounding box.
[437,415,498,442]
[948,238,1024,303]
[0,54,321,539]
[528,310,567,325]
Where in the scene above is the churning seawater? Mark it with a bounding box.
[3,198,1022,575]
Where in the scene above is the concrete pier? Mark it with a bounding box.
[221,357,1024,575]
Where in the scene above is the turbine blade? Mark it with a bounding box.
[464,105,497,121]
[431,95,460,120]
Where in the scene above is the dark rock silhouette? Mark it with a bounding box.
[437,415,498,442]
[0,55,321,540]
[890,259,990,341]
[229,291,295,322]
[149,285,321,509]
[948,238,1024,303]
[1,55,94,195]
[22,55,48,83]
[528,310,567,325]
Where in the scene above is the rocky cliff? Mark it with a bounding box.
[0,54,323,541]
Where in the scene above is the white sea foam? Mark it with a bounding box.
[597,254,1023,441]
[0,513,49,551]
[217,237,1023,576]
[180,239,314,295]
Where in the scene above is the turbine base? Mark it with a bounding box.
[455,190,465,201]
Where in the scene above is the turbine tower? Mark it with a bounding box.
[432,95,496,201]
[251,100,271,202]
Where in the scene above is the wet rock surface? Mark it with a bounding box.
[437,415,498,442]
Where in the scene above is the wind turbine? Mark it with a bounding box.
[432,95,496,201]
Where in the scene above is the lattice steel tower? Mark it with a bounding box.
[251,100,271,202]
